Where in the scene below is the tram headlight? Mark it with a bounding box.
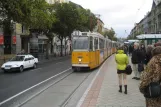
[79,59,82,62]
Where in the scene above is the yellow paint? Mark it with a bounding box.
[72,48,116,70]
[89,51,96,69]
[72,51,89,65]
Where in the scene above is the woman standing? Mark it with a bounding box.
[139,46,161,106]
[115,46,129,94]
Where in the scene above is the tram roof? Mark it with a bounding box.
[72,31,112,41]
[112,41,117,43]
[80,32,110,39]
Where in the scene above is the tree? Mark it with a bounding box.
[84,9,97,32]
[103,28,117,41]
[68,2,97,32]
[0,0,31,36]
[0,0,56,33]
[0,0,56,57]
[29,0,56,30]
[75,7,89,31]
[51,2,80,56]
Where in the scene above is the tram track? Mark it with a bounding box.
[0,66,95,107]
[60,70,93,107]
[18,69,94,107]
[0,67,72,107]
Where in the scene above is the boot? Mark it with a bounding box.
[124,85,127,94]
[119,85,122,93]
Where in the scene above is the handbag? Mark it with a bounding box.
[125,65,132,75]
[144,81,161,98]
[138,63,144,72]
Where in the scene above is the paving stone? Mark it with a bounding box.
[96,56,146,107]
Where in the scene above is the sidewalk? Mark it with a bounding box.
[78,55,145,107]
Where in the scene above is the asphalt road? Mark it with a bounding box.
[0,56,71,104]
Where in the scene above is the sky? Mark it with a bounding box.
[70,0,153,38]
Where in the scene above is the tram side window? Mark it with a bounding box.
[99,39,104,49]
[89,36,93,51]
[104,40,106,49]
[94,38,98,50]
[107,41,109,49]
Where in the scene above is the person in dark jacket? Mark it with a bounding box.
[140,44,146,64]
[131,42,142,80]
[129,45,133,56]
[123,45,128,55]
[145,45,153,65]
[139,46,161,107]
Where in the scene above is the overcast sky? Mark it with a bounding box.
[70,0,153,38]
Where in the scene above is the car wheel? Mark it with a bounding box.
[19,66,24,73]
[33,63,37,69]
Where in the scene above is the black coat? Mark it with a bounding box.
[124,47,128,54]
[140,48,146,62]
[131,49,143,64]
[145,53,152,65]
[129,46,133,53]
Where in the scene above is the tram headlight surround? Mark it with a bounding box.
[79,59,82,62]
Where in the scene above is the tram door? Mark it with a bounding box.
[94,37,99,67]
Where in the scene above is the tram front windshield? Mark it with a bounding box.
[73,36,89,50]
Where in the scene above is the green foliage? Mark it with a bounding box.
[50,2,98,56]
[0,0,97,35]
[51,2,97,38]
[103,28,117,41]
[0,0,56,33]
[51,3,77,38]
[28,0,56,30]
[50,2,79,56]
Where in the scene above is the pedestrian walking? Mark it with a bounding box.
[115,46,129,94]
[131,42,142,80]
[139,46,161,107]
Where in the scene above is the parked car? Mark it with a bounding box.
[1,54,38,73]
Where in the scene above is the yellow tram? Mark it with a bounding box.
[71,32,117,71]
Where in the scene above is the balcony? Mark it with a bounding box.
[156,4,161,15]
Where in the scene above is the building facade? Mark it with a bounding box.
[93,18,104,34]
[129,0,161,38]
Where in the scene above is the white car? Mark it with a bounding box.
[1,54,38,73]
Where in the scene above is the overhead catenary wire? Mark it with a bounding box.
[134,0,148,23]
[129,0,150,37]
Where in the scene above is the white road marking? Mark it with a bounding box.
[0,67,72,106]
[76,59,108,107]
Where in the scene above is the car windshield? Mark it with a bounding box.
[72,36,89,50]
[10,56,25,61]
